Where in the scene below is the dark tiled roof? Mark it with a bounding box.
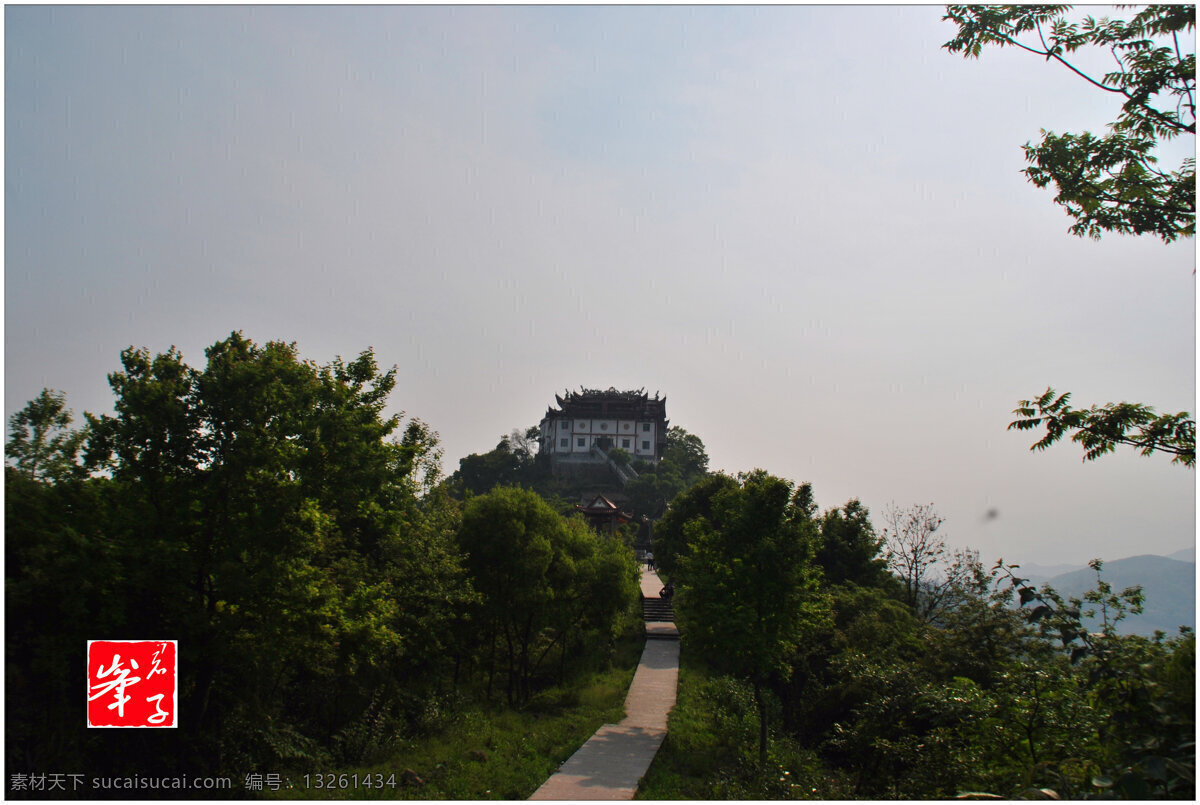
[545,387,667,421]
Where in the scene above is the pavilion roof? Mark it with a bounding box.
[576,494,633,522]
[544,387,667,421]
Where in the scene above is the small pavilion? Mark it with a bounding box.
[576,494,633,534]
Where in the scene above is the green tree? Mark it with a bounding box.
[395,417,445,496]
[652,472,739,578]
[84,344,200,508]
[5,457,123,773]
[456,486,635,704]
[1010,386,1195,467]
[451,426,542,496]
[5,389,88,483]
[624,426,711,520]
[944,4,1195,242]
[944,6,1196,468]
[55,333,471,772]
[815,497,890,588]
[607,446,631,467]
[976,560,1195,798]
[676,470,825,763]
[662,425,710,481]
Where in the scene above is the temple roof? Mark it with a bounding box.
[576,494,632,522]
[544,387,667,421]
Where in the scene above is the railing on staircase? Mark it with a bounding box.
[590,444,639,487]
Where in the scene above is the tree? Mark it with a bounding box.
[944,5,1195,242]
[607,446,632,467]
[5,457,123,773]
[507,425,540,461]
[394,417,445,496]
[451,426,542,496]
[676,470,824,763]
[944,7,1197,468]
[5,389,88,483]
[623,426,711,521]
[652,472,739,578]
[60,333,472,771]
[456,485,635,704]
[815,497,891,588]
[982,560,1195,798]
[1010,386,1195,467]
[881,502,981,622]
[663,425,710,481]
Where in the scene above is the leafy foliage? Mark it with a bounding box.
[645,471,1194,800]
[989,559,1196,798]
[5,389,89,483]
[456,486,637,705]
[450,427,543,496]
[943,4,1195,242]
[675,470,826,763]
[814,497,890,588]
[1010,386,1195,467]
[6,334,638,786]
[624,426,711,520]
[652,472,739,579]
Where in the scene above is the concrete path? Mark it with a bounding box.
[529,569,679,800]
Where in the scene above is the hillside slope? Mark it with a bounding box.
[1042,555,1195,637]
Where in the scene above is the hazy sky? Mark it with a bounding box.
[6,5,1195,566]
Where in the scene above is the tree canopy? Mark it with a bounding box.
[944,5,1195,467]
[1010,387,1195,467]
[624,426,711,519]
[944,4,1195,242]
[456,485,637,704]
[6,334,479,777]
[5,388,88,483]
[674,470,825,762]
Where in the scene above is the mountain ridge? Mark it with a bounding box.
[1026,553,1195,637]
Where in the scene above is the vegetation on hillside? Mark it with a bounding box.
[6,333,1192,800]
[647,478,1195,799]
[5,333,639,796]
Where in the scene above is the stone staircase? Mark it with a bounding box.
[590,443,640,487]
[641,595,674,624]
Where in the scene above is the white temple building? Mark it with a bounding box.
[538,388,668,478]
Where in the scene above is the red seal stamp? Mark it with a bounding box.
[86,640,177,728]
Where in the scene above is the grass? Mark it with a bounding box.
[269,618,646,800]
[636,650,852,800]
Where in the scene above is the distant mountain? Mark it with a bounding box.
[1012,560,1086,583]
[1166,546,1195,563]
[1040,555,1195,638]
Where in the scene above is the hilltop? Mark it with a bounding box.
[1031,554,1196,637]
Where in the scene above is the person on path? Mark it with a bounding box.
[646,551,654,571]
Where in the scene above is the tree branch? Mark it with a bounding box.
[1136,98,1196,135]
[1036,20,1130,97]
[1173,30,1196,123]
[1075,184,1194,216]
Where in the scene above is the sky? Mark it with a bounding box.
[5,4,1195,567]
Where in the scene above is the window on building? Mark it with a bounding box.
[641,440,650,450]
[560,438,568,448]
[642,423,651,432]
[561,421,569,429]
[600,423,608,430]
[577,438,585,447]
[622,439,630,449]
